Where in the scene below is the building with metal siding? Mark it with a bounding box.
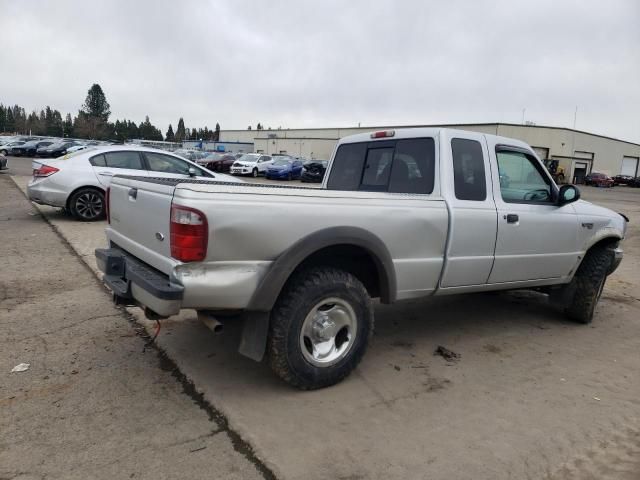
[220,123,640,182]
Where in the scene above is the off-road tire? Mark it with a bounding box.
[564,247,613,324]
[252,168,258,177]
[267,267,373,390]
[68,187,105,221]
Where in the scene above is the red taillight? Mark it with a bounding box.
[32,165,59,177]
[170,205,208,262]
[106,187,111,224]
[370,130,395,139]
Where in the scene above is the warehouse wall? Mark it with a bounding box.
[220,124,640,179]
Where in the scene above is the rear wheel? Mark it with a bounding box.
[267,267,373,390]
[69,187,105,221]
[564,246,613,323]
[287,172,292,181]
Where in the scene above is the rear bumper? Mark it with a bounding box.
[96,247,184,317]
[26,180,68,208]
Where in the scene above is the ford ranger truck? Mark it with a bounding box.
[96,128,627,389]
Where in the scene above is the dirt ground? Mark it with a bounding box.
[3,168,640,479]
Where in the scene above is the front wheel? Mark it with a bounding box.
[267,267,373,390]
[252,168,258,177]
[564,246,613,323]
[68,187,105,221]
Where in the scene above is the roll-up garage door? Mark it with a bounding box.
[621,156,639,177]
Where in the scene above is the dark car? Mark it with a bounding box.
[265,157,304,180]
[36,141,78,158]
[629,177,640,188]
[12,139,55,157]
[203,153,236,172]
[584,172,614,188]
[613,174,634,186]
[301,160,328,183]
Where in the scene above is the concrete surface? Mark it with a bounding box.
[0,175,267,480]
[6,171,640,479]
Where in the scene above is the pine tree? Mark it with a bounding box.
[63,113,73,138]
[165,124,175,142]
[81,84,111,121]
[0,105,6,132]
[176,118,186,142]
[214,122,221,141]
[5,108,15,133]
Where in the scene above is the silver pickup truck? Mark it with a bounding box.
[96,128,627,389]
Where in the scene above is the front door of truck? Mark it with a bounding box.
[487,144,580,283]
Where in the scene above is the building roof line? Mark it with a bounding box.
[224,123,640,147]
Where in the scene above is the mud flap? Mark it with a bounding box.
[238,311,270,362]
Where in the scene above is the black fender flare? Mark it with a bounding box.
[238,226,397,361]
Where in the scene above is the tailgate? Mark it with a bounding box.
[107,176,177,274]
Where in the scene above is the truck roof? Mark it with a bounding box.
[338,127,532,151]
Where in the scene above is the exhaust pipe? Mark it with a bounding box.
[198,311,224,335]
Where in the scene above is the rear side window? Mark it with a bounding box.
[90,154,106,167]
[104,151,143,170]
[451,139,486,201]
[327,138,435,194]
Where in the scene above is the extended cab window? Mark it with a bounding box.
[451,138,486,201]
[496,150,552,203]
[327,138,434,193]
[104,151,143,170]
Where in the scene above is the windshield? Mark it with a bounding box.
[273,158,292,166]
[237,154,260,163]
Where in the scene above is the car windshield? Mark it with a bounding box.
[273,158,292,166]
[237,154,260,163]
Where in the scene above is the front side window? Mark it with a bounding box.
[104,151,143,170]
[146,152,191,174]
[451,138,486,201]
[496,150,552,203]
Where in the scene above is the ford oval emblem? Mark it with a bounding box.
[155,232,165,241]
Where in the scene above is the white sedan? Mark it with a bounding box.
[27,145,241,221]
[230,153,273,177]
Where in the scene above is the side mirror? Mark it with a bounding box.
[558,184,580,206]
[188,167,197,177]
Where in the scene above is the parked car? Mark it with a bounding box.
[174,149,206,163]
[613,174,634,186]
[584,172,614,187]
[265,157,304,180]
[301,160,329,183]
[36,140,79,158]
[11,139,55,157]
[202,153,236,173]
[96,128,627,389]
[628,177,640,188]
[230,153,273,177]
[66,144,91,154]
[0,141,26,155]
[27,146,241,221]
[0,154,7,170]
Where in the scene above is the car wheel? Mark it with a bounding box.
[252,168,258,177]
[267,267,373,390]
[563,246,613,324]
[287,173,292,181]
[69,187,106,221]
[0,149,7,155]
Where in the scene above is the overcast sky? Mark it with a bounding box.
[2,0,639,141]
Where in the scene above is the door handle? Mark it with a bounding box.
[505,214,519,224]
[99,172,114,177]
[128,188,138,200]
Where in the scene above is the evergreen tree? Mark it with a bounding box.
[5,108,15,133]
[165,124,175,142]
[214,122,220,141]
[81,84,111,121]
[175,118,186,142]
[62,113,73,137]
[0,105,6,132]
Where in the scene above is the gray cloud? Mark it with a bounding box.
[2,0,639,141]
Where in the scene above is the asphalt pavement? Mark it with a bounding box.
[3,170,640,479]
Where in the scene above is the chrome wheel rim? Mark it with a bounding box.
[299,297,357,367]
[75,192,103,219]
